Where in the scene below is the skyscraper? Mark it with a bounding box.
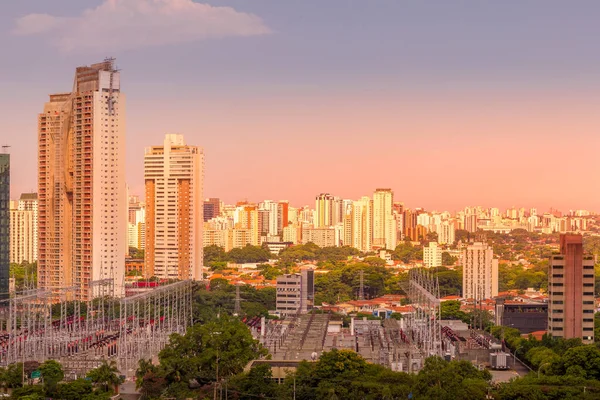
[9,193,38,264]
[351,196,372,252]
[373,188,393,248]
[38,59,126,299]
[145,134,204,280]
[0,154,9,299]
[548,234,595,343]
[315,193,335,228]
[462,242,498,300]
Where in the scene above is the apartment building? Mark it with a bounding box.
[548,234,595,343]
[145,134,204,280]
[38,59,126,299]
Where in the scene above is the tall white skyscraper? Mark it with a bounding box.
[145,134,204,280]
[38,59,126,299]
[373,188,394,248]
[462,242,498,300]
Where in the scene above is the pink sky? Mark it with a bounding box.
[6,85,600,213]
[5,84,599,213]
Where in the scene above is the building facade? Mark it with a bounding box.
[314,193,335,228]
[9,193,38,264]
[38,59,126,299]
[462,242,498,300]
[144,134,204,280]
[276,268,315,315]
[351,197,373,252]
[301,227,336,247]
[372,189,393,248]
[548,234,595,343]
[0,154,9,298]
[423,242,442,268]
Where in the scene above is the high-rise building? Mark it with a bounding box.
[462,242,498,300]
[548,234,595,343]
[144,134,204,280]
[38,59,126,299]
[203,198,221,222]
[315,193,335,228]
[9,193,38,264]
[423,242,442,268]
[351,196,372,252]
[436,220,456,245]
[0,154,9,299]
[127,195,145,250]
[373,189,393,248]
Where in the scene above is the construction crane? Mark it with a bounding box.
[1,145,10,153]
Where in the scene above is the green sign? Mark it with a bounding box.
[31,370,41,379]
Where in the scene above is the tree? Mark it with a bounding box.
[229,363,280,399]
[0,362,23,389]
[158,315,267,385]
[556,345,600,380]
[440,300,469,322]
[441,252,458,266]
[56,379,95,400]
[228,245,272,263]
[87,360,123,392]
[204,245,227,264]
[39,360,64,395]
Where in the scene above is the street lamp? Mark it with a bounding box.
[513,345,523,368]
[537,362,551,379]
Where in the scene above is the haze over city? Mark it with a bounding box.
[2,0,600,210]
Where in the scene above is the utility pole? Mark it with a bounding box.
[359,270,364,300]
[234,284,241,316]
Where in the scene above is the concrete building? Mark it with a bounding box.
[436,220,455,245]
[462,242,498,300]
[203,198,221,222]
[373,189,393,248]
[495,298,547,334]
[548,234,595,343]
[0,154,9,299]
[38,60,126,299]
[9,193,38,264]
[423,242,442,268]
[351,196,372,252]
[127,195,145,250]
[301,227,336,247]
[314,193,335,228]
[144,134,204,280]
[276,268,315,315]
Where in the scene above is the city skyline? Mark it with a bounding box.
[3,1,600,211]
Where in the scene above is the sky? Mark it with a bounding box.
[1,0,599,212]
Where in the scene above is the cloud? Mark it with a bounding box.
[13,0,271,52]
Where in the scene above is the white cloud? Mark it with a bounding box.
[13,0,271,52]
